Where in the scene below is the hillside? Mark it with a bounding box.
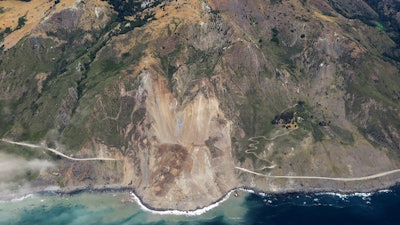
[0,0,399,210]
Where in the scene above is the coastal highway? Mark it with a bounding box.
[1,139,119,161]
[235,166,400,182]
[4,138,400,182]
[239,131,400,182]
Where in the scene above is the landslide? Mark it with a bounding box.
[0,0,400,210]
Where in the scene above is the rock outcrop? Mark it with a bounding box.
[0,0,400,210]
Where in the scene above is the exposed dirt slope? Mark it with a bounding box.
[0,0,400,210]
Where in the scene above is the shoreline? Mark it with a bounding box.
[129,184,400,216]
[2,182,399,216]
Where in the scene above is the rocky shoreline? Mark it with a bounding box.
[2,180,400,215]
[128,182,400,215]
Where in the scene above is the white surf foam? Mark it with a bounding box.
[130,189,236,216]
[10,194,34,202]
[378,189,392,193]
[316,191,376,201]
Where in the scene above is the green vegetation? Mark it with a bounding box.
[270,0,282,4]
[60,38,145,151]
[374,21,385,31]
[238,86,286,138]
[60,121,89,153]
[271,102,326,142]
[271,28,279,44]
[0,0,398,166]
[348,58,400,108]
[0,27,12,44]
[16,15,27,30]
[186,46,220,79]
[0,36,63,141]
[0,102,15,136]
[259,36,303,78]
[25,170,39,181]
[103,0,161,26]
[0,4,153,149]
[330,125,354,145]
[160,55,178,90]
[4,27,12,34]
[341,53,400,150]
[0,142,43,160]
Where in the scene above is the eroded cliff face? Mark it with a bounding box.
[1,0,400,210]
[122,70,237,209]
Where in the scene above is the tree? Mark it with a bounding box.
[16,15,27,30]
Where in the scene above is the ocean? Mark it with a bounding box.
[1,186,399,225]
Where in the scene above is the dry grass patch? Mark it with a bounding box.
[0,0,77,49]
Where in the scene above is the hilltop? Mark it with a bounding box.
[0,0,399,210]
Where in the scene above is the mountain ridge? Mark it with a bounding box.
[0,0,399,210]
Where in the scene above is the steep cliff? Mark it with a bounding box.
[0,0,399,210]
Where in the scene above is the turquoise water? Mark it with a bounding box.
[1,186,400,225]
[0,190,249,225]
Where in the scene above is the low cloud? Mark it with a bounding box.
[0,153,55,198]
[0,153,54,180]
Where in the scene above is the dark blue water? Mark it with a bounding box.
[1,186,400,225]
[243,190,398,225]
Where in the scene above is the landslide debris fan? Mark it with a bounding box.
[0,0,399,210]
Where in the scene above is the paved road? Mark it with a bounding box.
[1,139,119,161]
[239,130,400,181]
[235,166,400,181]
[6,138,400,182]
